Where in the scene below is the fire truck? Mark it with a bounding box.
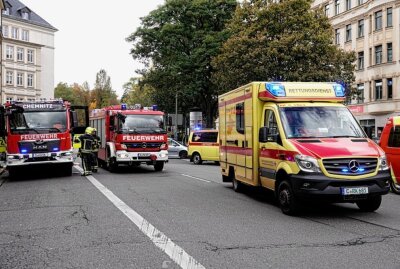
[0,100,88,177]
[89,104,168,172]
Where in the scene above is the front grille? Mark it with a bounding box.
[124,142,162,152]
[322,158,378,176]
[18,140,60,154]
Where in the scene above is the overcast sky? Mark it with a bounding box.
[21,0,165,98]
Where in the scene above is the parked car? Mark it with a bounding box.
[168,138,188,159]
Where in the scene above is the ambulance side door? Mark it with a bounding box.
[258,107,285,191]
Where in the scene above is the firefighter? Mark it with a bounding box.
[79,127,95,176]
[91,128,101,172]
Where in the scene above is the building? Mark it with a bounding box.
[312,0,400,138]
[1,0,57,103]
[0,0,5,93]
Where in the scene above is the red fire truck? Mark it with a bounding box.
[0,100,88,177]
[89,104,168,172]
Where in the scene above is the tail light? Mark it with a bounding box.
[160,143,168,150]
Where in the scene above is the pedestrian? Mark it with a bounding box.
[79,127,95,176]
[91,128,101,172]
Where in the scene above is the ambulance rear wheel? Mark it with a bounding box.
[154,161,164,171]
[389,180,400,195]
[232,176,243,192]
[192,153,202,165]
[356,195,382,212]
[278,180,300,215]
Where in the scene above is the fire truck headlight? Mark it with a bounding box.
[117,153,130,158]
[295,155,321,173]
[379,156,389,171]
[160,153,167,158]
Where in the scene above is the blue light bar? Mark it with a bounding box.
[342,168,349,173]
[21,149,28,153]
[121,103,127,110]
[152,105,158,111]
[358,168,365,172]
[266,83,286,97]
[53,147,59,151]
[333,83,345,97]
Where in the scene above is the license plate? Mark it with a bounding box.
[341,187,369,195]
[33,153,48,158]
[138,153,151,157]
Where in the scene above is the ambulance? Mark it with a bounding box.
[218,82,391,215]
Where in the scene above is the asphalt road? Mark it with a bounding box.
[0,159,399,269]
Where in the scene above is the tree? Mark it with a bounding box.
[54,82,90,106]
[54,82,74,102]
[212,0,356,96]
[127,0,237,127]
[91,69,119,108]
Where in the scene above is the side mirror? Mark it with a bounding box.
[259,127,278,143]
[71,111,79,128]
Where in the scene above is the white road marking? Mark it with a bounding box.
[74,165,206,269]
[181,174,211,183]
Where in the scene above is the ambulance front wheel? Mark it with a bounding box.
[389,180,400,195]
[278,180,300,216]
[356,195,382,212]
[192,153,202,165]
[154,161,164,171]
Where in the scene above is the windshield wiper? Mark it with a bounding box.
[36,127,62,133]
[12,128,39,134]
[330,135,361,138]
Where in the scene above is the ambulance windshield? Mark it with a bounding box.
[10,111,67,134]
[280,106,364,139]
[120,114,165,134]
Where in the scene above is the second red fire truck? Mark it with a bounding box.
[89,104,168,172]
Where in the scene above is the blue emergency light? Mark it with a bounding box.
[333,83,345,97]
[266,83,286,97]
[21,149,28,153]
[121,103,127,110]
[152,105,158,111]
[52,147,59,152]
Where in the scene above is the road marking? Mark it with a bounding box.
[74,165,206,269]
[181,174,211,183]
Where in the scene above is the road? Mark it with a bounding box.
[0,159,399,269]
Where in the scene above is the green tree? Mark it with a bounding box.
[54,82,74,102]
[91,69,119,108]
[212,0,356,96]
[54,82,90,106]
[127,0,237,127]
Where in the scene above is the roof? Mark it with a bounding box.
[2,0,57,31]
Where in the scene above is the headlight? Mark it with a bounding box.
[379,156,389,170]
[295,155,321,173]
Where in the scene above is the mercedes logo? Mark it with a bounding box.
[141,142,147,148]
[348,160,360,173]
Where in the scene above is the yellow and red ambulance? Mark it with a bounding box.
[218,82,391,215]
[188,129,219,164]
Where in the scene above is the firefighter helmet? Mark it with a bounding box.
[85,127,93,134]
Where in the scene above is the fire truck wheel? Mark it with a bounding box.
[192,153,202,165]
[107,157,118,172]
[232,176,243,192]
[278,180,300,216]
[389,180,400,195]
[179,150,188,159]
[356,195,382,212]
[63,165,72,177]
[7,167,18,179]
[154,161,164,171]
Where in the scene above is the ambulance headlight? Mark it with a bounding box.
[295,155,321,173]
[379,155,389,171]
[266,83,286,97]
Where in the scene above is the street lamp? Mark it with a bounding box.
[175,91,178,140]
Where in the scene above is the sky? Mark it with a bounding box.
[21,0,165,98]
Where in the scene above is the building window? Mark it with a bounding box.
[335,0,340,15]
[356,84,364,104]
[358,0,364,4]
[17,98,24,102]
[335,29,340,45]
[22,30,29,41]
[6,45,14,60]
[375,10,382,31]
[27,49,34,63]
[369,48,372,66]
[345,24,352,42]
[17,47,24,62]
[11,27,19,39]
[27,74,34,87]
[6,71,13,85]
[22,11,29,20]
[6,97,13,103]
[375,45,382,64]
[387,43,392,62]
[387,8,392,27]
[387,78,392,99]
[2,25,9,37]
[357,19,364,38]
[17,73,24,86]
[345,0,351,11]
[236,103,245,134]
[357,51,364,70]
[324,4,329,16]
[375,80,382,100]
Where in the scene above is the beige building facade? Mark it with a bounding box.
[1,0,57,103]
[312,0,400,138]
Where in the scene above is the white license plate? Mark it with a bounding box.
[341,187,369,195]
[33,153,48,158]
[138,153,151,157]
